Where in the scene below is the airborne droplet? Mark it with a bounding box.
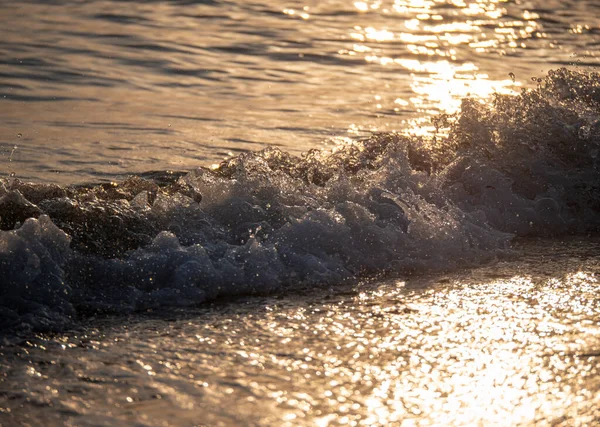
[509,72,515,82]
[16,133,22,138]
[578,125,591,140]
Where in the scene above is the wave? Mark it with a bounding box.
[2,68,600,333]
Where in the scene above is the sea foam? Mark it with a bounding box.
[1,68,599,332]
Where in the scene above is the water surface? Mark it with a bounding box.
[1,238,599,426]
[1,2,600,425]
[1,0,599,183]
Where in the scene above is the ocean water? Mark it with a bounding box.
[2,0,599,184]
[1,0,600,425]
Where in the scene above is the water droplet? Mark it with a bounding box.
[168,123,171,127]
[16,133,22,138]
[9,172,15,177]
[508,72,515,82]
[578,125,591,140]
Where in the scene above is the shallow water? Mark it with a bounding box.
[1,238,599,426]
[1,0,599,184]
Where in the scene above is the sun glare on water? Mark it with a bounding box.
[341,0,542,135]
[301,271,599,426]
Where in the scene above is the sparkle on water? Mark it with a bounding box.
[344,0,533,136]
[3,0,596,183]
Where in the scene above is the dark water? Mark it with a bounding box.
[1,0,599,184]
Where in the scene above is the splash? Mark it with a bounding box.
[1,68,599,333]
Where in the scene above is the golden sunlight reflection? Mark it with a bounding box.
[367,271,595,425]
[261,269,600,425]
[3,0,576,183]
[344,0,541,135]
[198,262,596,426]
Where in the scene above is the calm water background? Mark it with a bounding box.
[1,0,599,184]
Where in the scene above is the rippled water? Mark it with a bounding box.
[1,239,599,426]
[1,0,599,184]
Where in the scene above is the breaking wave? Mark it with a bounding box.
[2,68,600,332]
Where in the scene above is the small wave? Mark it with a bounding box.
[2,68,599,333]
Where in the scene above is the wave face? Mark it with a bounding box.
[2,68,600,332]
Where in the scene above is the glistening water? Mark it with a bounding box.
[1,0,600,426]
[2,0,599,184]
[1,239,600,426]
